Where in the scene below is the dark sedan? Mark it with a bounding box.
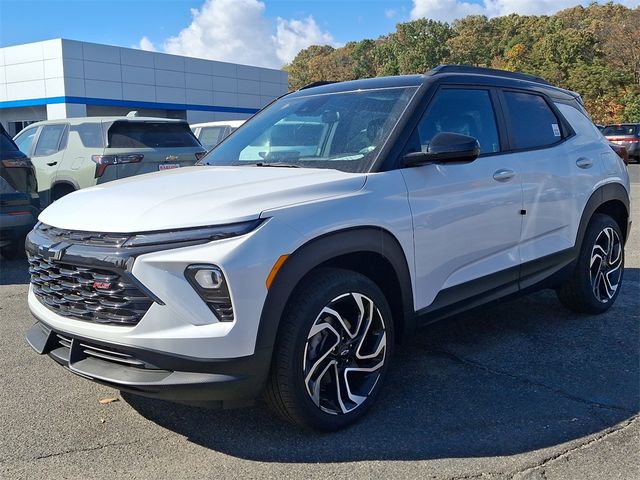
[0,124,39,258]
[603,123,640,163]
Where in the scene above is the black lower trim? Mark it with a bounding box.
[416,248,577,325]
[26,320,271,408]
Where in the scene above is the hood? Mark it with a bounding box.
[39,166,366,232]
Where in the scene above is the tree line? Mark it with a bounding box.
[285,3,640,124]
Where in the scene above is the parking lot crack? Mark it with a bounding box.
[507,416,638,479]
[425,346,635,414]
[32,435,172,462]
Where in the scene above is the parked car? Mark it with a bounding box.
[609,142,630,165]
[602,123,640,163]
[25,66,630,431]
[14,115,207,206]
[191,120,244,150]
[0,124,39,258]
[238,119,327,161]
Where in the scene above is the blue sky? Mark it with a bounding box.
[0,0,415,48]
[1,0,638,68]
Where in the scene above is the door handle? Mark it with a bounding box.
[576,157,593,169]
[493,168,515,182]
[46,161,58,166]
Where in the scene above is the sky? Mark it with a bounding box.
[1,0,639,69]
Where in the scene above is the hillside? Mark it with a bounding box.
[285,3,640,124]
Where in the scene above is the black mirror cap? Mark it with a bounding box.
[403,132,481,167]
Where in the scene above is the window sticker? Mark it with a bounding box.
[552,123,561,137]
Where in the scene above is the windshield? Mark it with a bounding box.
[202,87,418,173]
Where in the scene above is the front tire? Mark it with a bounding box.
[265,268,394,431]
[557,214,624,314]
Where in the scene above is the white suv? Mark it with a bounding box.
[25,66,631,431]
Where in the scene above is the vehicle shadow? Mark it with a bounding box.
[124,268,639,463]
[0,258,30,285]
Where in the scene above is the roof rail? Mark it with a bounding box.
[298,80,337,91]
[427,65,552,86]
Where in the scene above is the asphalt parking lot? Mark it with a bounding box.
[1,166,639,480]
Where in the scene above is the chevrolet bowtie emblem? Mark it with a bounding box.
[38,242,67,261]
[165,155,178,161]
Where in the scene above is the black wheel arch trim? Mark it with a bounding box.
[576,182,630,247]
[51,178,80,193]
[255,226,415,352]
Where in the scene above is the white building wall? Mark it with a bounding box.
[0,39,289,132]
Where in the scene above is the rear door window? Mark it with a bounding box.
[72,123,104,148]
[34,124,67,156]
[502,91,563,150]
[108,122,200,148]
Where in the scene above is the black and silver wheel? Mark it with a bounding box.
[557,214,624,313]
[266,268,393,431]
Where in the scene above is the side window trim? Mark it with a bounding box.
[498,88,575,153]
[58,123,70,151]
[410,84,506,158]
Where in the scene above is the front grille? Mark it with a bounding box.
[29,253,153,326]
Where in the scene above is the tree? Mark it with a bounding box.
[392,19,453,74]
[446,16,494,66]
[283,3,640,123]
[285,45,335,90]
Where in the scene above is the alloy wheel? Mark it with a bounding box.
[303,292,387,415]
[589,226,623,303]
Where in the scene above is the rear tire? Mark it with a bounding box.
[51,184,75,202]
[556,214,624,314]
[265,268,394,431]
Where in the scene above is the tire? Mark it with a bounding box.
[0,238,26,260]
[556,214,624,314]
[265,268,394,431]
[51,184,75,202]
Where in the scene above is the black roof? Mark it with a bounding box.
[291,65,580,103]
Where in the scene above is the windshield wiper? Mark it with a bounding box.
[250,162,301,168]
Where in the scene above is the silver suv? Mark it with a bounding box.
[14,115,206,205]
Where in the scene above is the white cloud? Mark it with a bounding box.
[411,0,640,22]
[411,0,485,22]
[385,8,398,19]
[275,16,336,65]
[137,36,157,52]
[138,0,336,69]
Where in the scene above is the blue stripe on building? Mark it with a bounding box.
[0,96,260,115]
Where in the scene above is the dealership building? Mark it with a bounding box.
[0,39,289,136]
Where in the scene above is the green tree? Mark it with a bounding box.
[284,3,640,123]
[392,19,453,74]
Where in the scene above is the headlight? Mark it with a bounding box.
[185,265,234,322]
[122,220,263,247]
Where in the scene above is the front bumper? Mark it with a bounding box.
[26,320,271,407]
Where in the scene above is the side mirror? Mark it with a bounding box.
[403,132,481,167]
